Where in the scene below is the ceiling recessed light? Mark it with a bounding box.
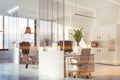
[110,0,120,5]
[8,6,19,14]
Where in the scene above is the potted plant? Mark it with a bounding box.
[71,28,83,46]
[44,38,50,46]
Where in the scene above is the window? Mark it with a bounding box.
[0,16,36,50]
[17,18,35,46]
[18,17,27,43]
[7,16,19,49]
[39,20,51,46]
[4,16,9,49]
[0,15,3,49]
[0,33,3,49]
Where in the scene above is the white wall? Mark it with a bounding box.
[64,15,96,47]
[95,4,120,25]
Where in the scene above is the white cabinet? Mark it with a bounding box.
[92,24,116,41]
[91,24,120,65]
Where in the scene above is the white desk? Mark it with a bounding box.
[39,47,64,78]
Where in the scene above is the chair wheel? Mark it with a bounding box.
[32,61,35,64]
[86,75,89,78]
[74,76,76,78]
[89,73,91,76]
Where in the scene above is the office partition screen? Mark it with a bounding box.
[39,0,65,47]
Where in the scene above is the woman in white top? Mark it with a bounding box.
[21,27,32,69]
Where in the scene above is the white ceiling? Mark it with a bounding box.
[0,0,120,21]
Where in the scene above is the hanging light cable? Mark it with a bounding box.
[47,0,48,40]
[57,0,59,43]
[51,0,53,44]
[43,0,45,48]
[63,0,65,53]
[39,0,41,46]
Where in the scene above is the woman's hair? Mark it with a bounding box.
[25,27,31,34]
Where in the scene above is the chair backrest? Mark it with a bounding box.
[80,48,91,64]
[59,40,73,52]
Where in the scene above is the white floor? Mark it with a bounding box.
[0,63,39,80]
[0,63,120,80]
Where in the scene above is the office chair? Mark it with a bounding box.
[69,48,94,78]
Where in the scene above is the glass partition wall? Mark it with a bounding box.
[5,0,65,77]
[39,0,65,49]
[4,0,65,50]
[7,15,35,48]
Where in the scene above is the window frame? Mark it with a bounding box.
[0,16,36,51]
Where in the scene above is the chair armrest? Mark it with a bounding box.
[70,58,79,65]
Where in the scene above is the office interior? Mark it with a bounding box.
[0,0,120,80]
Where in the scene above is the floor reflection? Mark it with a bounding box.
[0,63,38,80]
[0,63,120,80]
